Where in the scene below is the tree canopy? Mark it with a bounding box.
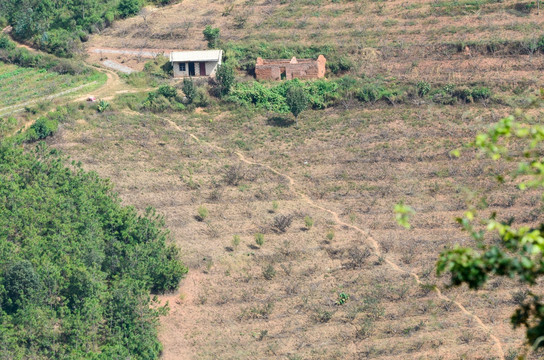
[0,142,187,359]
[436,114,544,353]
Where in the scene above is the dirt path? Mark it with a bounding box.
[0,81,98,117]
[163,117,506,360]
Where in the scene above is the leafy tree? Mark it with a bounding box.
[118,0,141,18]
[435,115,544,352]
[285,85,309,125]
[3,260,41,313]
[182,78,196,104]
[203,25,220,48]
[216,63,235,97]
[396,114,544,353]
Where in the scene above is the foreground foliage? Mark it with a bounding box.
[436,114,544,351]
[0,143,187,359]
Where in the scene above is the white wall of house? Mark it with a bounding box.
[172,60,220,77]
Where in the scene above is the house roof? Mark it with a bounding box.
[169,50,223,62]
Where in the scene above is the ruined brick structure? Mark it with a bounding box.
[255,55,326,81]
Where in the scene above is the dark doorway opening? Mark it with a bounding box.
[199,62,206,76]
[188,62,195,76]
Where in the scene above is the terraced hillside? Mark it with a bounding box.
[89,0,544,87]
[43,98,540,359]
[19,0,541,359]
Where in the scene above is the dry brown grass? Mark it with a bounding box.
[39,0,544,358]
[87,0,544,86]
[45,97,544,359]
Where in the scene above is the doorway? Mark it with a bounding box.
[199,62,206,76]
[188,62,195,76]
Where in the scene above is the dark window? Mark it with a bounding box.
[179,63,186,72]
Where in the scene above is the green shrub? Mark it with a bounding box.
[194,88,211,107]
[304,216,314,230]
[3,260,41,313]
[255,233,265,247]
[232,235,241,249]
[182,78,197,104]
[118,0,141,18]
[416,81,431,97]
[0,34,15,50]
[197,206,209,221]
[158,85,178,99]
[97,100,110,113]
[336,292,350,305]
[328,56,353,74]
[285,85,309,120]
[263,264,276,280]
[27,117,58,141]
[471,86,491,101]
[142,93,173,112]
[203,26,220,48]
[357,83,383,103]
[216,64,236,97]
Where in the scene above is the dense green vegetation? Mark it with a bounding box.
[0,143,187,359]
[0,34,92,75]
[0,0,173,56]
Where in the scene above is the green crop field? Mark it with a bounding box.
[0,63,102,110]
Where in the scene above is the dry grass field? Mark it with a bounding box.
[29,0,544,358]
[88,0,544,86]
[44,100,541,359]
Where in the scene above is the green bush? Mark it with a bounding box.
[285,85,309,120]
[27,117,58,141]
[203,25,220,49]
[328,56,353,74]
[216,63,236,97]
[3,260,41,313]
[0,34,15,50]
[255,233,265,247]
[158,85,178,99]
[356,83,383,103]
[118,0,142,18]
[97,100,110,112]
[416,81,431,97]
[182,78,197,104]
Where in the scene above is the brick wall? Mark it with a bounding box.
[255,56,326,81]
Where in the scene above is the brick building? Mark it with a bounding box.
[255,55,326,81]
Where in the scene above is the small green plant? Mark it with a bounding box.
[416,81,431,97]
[336,292,350,305]
[304,216,314,230]
[255,233,265,248]
[394,201,414,229]
[232,235,241,249]
[271,201,279,212]
[326,229,335,241]
[97,100,110,113]
[197,205,209,221]
[263,264,276,280]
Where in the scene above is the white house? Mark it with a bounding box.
[169,50,223,78]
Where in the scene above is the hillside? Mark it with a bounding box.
[89,0,544,86]
[2,0,544,359]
